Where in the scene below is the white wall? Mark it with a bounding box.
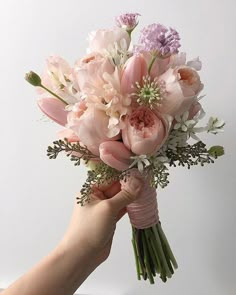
[0,0,235,294]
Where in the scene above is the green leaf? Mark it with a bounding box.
[208,146,225,157]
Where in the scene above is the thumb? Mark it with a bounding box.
[107,176,143,212]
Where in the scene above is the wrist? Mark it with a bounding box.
[52,241,98,292]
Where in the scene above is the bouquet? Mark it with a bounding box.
[25,13,225,284]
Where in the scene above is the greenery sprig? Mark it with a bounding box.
[78,163,131,205]
[47,138,97,165]
[166,141,222,169]
[46,138,224,205]
[147,163,170,189]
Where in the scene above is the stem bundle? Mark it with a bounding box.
[131,222,178,284]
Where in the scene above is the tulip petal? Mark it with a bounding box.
[38,97,68,126]
[99,141,132,171]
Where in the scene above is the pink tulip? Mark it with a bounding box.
[99,141,133,171]
[121,54,148,95]
[37,97,68,126]
[122,107,172,155]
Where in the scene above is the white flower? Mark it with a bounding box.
[162,130,188,151]
[103,40,130,67]
[207,117,225,134]
[153,155,170,166]
[129,155,150,172]
[174,111,196,132]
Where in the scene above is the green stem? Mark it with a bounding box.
[41,85,68,105]
[146,228,161,274]
[141,231,154,284]
[148,55,157,74]
[157,223,178,269]
[132,228,141,280]
[152,225,172,279]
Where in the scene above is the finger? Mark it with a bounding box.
[103,181,121,198]
[93,180,117,192]
[107,177,142,212]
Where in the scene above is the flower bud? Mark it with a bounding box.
[25,71,42,87]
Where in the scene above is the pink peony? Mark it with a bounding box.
[73,52,114,92]
[99,141,133,171]
[122,106,172,155]
[158,66,204,117]
[67,106,120,156]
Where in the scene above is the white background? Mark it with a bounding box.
[0,0,235,294]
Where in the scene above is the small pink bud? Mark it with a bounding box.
[37,97,68,126]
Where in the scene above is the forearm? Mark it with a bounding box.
[2,242,97,295]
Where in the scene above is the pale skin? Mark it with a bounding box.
[2,177,142,295]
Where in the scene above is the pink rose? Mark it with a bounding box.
[88,28,130,54]
[158,66,204,117]
[74,52,114,92]
[99,141,132,171]
[37,97,68,126]
[67,107,120,156]
[122,106,172,155]
[121,54,148,95]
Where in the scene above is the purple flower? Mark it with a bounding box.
[137,23,181,56]
[115,13,140,31]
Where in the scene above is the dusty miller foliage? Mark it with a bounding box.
[47,138,222,205]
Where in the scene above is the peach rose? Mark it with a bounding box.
[158,65,204,117]
[122,106,172,155]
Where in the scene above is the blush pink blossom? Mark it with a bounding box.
[67,107,120,156]
[39,56,78,104]
[122,106,172,155]
[99,141,133,171]
[158,66,204,117]
[57,129,79,142]
[37,97,68,126]
[74,52,114,92]
[88,27,130,54]
[121,54,148,95]
[84,68,132,138]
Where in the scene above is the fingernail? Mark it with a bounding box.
[128,176,143,194]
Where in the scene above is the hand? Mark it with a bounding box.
[60,177,143,267]
[2,176,142,295]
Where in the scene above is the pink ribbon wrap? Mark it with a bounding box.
[121,170,159,229]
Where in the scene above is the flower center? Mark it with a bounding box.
[134,76,166,108]
[130,107,155,130]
